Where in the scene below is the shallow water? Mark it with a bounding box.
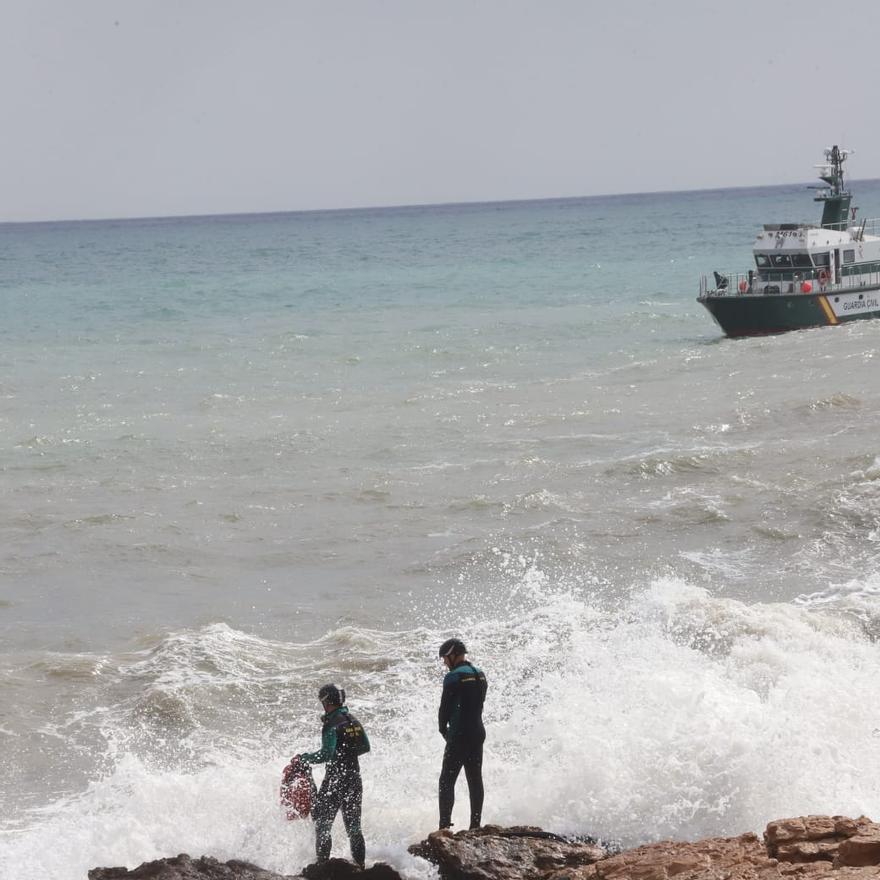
[2,183,880,878]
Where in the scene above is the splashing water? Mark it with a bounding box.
[3,574,880,879]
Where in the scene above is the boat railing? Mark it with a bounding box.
[700,272,760,297]
[760,217,880,237]
[821,216,880,238]
[700,268,880,297]
[852,216,880,239]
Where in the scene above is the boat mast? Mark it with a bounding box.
[814,145,852,228]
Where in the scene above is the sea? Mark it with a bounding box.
[3,181,880,879]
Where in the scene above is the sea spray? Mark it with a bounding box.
[3,576,880,878]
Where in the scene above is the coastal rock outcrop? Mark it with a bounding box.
[88,853,293,879]
[408,825,608,879]
[408,816,880,880]
[88,853,403,880]
[764,815,880,867]
[90,816,880,880]
[577,831,769,880]
[300,859,403,879]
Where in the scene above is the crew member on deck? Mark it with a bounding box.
[437,638,487,831]
[298,684,370,867]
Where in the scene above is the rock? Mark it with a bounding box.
[774,841,841,864]
[584,832,769,880]
[87,853,293,879]
[408,824,608,880]
[92,815,880,880]
[765,815,880,867]
[766,817,831,845]
[301,858,404,879]
[838,831,880,869]
[88,854,404,880]
[407,816,880,880]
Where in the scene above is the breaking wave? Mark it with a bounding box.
[3,576,880,879]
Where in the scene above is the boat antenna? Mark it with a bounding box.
[816,145,850,195]
[814,145,853,228]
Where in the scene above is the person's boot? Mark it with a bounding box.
[351,834,366,869]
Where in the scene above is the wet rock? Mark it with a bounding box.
[407,817,880,880]
[88,854,403,880]
[301,858,403,879]
[88,853,293,879]
[408,824,608,879]
[91,815,880,880]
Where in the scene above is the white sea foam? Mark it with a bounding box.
[3,578,880,879]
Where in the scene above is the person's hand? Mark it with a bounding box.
[284,755,303,774]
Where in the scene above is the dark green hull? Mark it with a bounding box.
[698,290,880,337]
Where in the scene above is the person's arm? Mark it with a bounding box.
[300,726,337,765]
[360,726,371,755]
[438,673,456,737]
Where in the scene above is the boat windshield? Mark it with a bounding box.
[756,252,813,269]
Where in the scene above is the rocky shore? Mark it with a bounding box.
[88,815,880,880]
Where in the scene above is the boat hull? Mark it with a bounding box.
[698,288,880,337]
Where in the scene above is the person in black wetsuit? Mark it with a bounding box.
[298,684,370,867]
[437,638,487,830]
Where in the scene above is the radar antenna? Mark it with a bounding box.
[815,145,851,195]
[814,145,854,227]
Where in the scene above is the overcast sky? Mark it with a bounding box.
[3,0,880,222]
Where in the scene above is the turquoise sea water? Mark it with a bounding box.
[2,182,880,878]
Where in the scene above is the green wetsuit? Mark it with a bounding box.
[438,661,487,829]
[300,706,370,866]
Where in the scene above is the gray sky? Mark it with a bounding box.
[4,0,880,222]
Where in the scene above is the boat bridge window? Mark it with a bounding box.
[811,252,830,267]
[843,249,855,263]
[755,253,813,272]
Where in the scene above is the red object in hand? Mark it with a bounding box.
[280,756,316,820]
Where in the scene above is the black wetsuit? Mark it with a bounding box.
[301,706,370,866]
[438,660,487,829]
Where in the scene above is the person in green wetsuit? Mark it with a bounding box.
[297,683,370,867]
[437,638,487,830]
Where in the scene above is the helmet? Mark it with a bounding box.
[318,683,345,706]
[438,638,467,658]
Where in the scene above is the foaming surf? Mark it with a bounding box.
[3,574,880,879]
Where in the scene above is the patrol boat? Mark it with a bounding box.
[698,146,880,337]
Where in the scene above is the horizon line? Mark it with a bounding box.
[4,177,880,228]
